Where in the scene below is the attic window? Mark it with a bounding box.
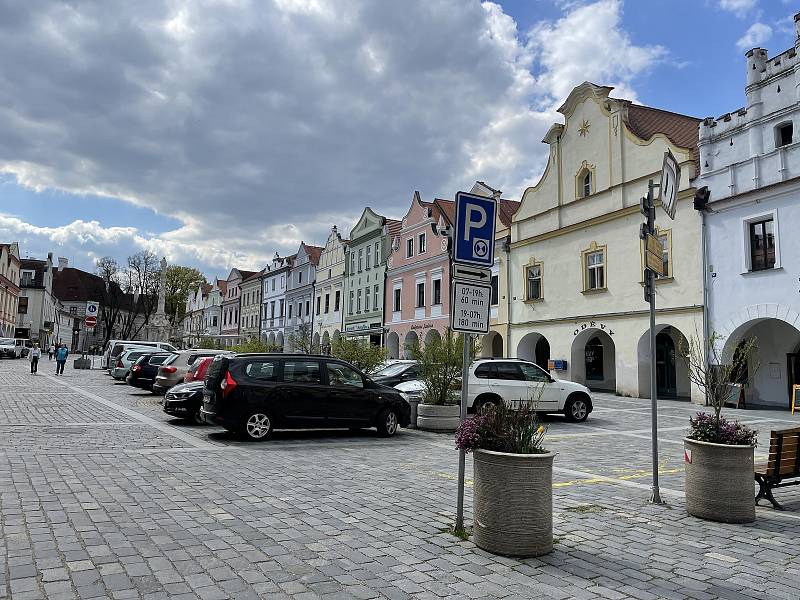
[576,166,594,199]
[776,122,793,148]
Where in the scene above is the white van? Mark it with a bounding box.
[103,340,177,370]
[0,338,22,358]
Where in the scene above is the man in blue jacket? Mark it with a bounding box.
[55,344,69,375]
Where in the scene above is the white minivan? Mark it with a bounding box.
[103,340,177,370]
[0,338,22,358]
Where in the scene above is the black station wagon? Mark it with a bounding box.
[201,354,411,441]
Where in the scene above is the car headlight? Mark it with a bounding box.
[167,391,196,399]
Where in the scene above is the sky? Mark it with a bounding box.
[1,0,797,281]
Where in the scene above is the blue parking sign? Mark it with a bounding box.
[453,192,497,267]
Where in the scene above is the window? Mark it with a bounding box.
[18,297,28,314]
[288,304,293,319]
[490,275,498,306]
[358,249,363,272]
[373,285,379,310]
[494,362,525,381]
[584,249,605,291]
[324,293,330,313]
[365,289,370,312]
[327,363,363,388]
[283,360,321,384]
[749,218,776,271]
[519,363,549,382]
[393,288,401,312]
[357,289,362,313]
[365,245,371,269]
[432,279,441,305]
[305,300,310,316]
[316,297,321,315]
[245,360,279,381]
[349,291,354,313]
[776,122,793,148]
[20,270,34,286]
[271,279,275,291]
[406,237,414,258]
[526,264,542,300]
[416,282,425,308]
[70,306,77,315]
[298,271,303,284]
[351,252,356,273]
[279,299,284,317]
[212,316,218,327]
[474,363,495,379]
[374,242,380,266]
[658,234,670,278]
[582,171,592,197]
[335,290,340,312]
[418,233,426,254]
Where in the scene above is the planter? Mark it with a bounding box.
[416,404,460,432]
[73,357,92,370]
[684,438,755,523]
[473,449,554,557]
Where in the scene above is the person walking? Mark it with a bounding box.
[29,343,41,375]
[55,344,69,375]
[48,345,54,360]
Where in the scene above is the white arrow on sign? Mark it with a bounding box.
[452,264,492,283]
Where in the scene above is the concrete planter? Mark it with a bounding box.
[73,357,92,370]
[417,404,460,432]
[684,438,755,523]
[473,449,554,557]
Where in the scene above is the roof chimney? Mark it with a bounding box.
[57,257,68,272]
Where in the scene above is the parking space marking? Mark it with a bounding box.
[43,374,218,449]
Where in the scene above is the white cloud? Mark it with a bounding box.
[719,0,757,18]
[0,0,669,275]
[736,22,773,51]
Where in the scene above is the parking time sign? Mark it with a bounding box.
[453,192,497,267]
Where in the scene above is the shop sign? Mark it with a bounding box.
[573,321,615,336]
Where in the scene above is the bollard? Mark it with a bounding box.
[408,399,420,429]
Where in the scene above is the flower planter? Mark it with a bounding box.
[684,438,755,523]
[416,404,460,432]
[473,449,554,557]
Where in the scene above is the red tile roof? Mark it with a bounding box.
[386,218,402,237]
[433,199,455,224]
[622,103,700,171]
[241,269,265,284]
[237,269,257,281]
[497,200,521,228]
[217,280,228,295]
[305,245,323,266]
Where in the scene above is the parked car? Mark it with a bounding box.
[0,338,22,358]
[127,352,174,391]
[110,349,153,380]
[163,381,205,424]
[17,339,32,358]
[371,360,422,387]
[103,340,177,369]
[201,353,411,441]
[106,343,156,375]
[468,358,593,422]
[152,349,228,395]
[184,356,216,383]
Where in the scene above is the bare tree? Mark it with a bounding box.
[95,257,124,348]
[288,321,318,354]
[679,331,759,429]
[120,250,161,339]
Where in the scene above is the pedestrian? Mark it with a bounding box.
[29,343,41,375]
[55,344,69,375]
[48,345,54,360]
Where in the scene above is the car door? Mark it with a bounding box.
[324,361,374,425]
[279,359,328,426]
[240,358,281,421]
[518,362,561,411]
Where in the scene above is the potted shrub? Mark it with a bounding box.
[681,333,759,523]
[455,401,553,557]
[410,329,470,432]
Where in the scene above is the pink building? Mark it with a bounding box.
[385,192,453,358]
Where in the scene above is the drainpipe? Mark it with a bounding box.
[504,236,512,358]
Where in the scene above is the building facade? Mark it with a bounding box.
[0,243,21,338]
[220,268,253,347]
[16,253,58,345]
[284,243,322,352]
[385,193,453,358]
[343,208,399,347]
[508,82,703,402]
[260,253,292,350]
[239,270,264,342]
[182,282,212,347]
[695,20,800,408]
[313,226,347,353]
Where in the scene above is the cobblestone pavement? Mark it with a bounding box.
[2,359,800,599]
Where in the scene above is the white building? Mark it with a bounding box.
[285,242,322,351]
[508,82,704,402]
[261,253,293,350]
[314,226,348,353]
[695,15,800,409]
[17,253,58,345]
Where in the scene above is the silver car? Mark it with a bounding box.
[110,349,152,380]
[153,349,227,394]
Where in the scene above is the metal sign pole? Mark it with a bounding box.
[455,331,471,531]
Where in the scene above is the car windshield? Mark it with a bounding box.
[0,338,14,345]
[374,363,412,377]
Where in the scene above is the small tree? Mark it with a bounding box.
[410,329,475,406]
[331,337,388,375]
[197,336,219,349]
[288,321,318,354]
[229,339,281,353]
[680,331,759,431]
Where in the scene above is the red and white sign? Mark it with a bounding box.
[85,316,97,328]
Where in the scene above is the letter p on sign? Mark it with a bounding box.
[463,205,486,241]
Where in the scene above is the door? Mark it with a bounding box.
[324,362,375,425]
[518,362,561,411]
[656,332,677,398]
[279,359,327,426]
[585,337,603,381]
[789,353,800,407]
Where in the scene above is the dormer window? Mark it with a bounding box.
[582,171,592,197]
[576,162,595,199]
[776,122,793,148]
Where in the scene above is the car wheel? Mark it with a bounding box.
[476,396,501,414]
[191,407,206,426]
[241,411,273,441]
[565,396,589,422]
[376,408,399,437]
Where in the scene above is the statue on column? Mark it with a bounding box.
[149,256,170,341]
[157,256,167,316]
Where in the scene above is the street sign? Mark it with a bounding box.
[452,263,492,283]
[658,149,680,220]
[85,316,97,328]
[645,249,664,276]
[645,233,661,257]
[450,281,491,334]
[86,301,99,318]
[453,191,497,267]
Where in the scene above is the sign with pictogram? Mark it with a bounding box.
[85,316,97,328]
[658,149,680,220]
[453,192,497,267]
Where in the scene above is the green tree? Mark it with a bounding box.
[410,329,476,406]
[165,266,207,327]
[331,337,388,375]
[287,322,318,354]
[197,336,220,349]
[229,339,281,353]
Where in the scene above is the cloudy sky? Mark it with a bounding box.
[1,0,796,280]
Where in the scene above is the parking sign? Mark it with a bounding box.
[453,192,497,267]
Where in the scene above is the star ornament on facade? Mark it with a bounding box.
[578,119,590,137]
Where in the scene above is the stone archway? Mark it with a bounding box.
[267,332,276,347]
[424,328,441,347]
[403,331,419,359]
[571,328,616,392]
[312,332,320,352]
[636,324,691,400]
[481,331,504,358]
[276,331,284,352]
[387,332,400,359]
[517,332,550,371]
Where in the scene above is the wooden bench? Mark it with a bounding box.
[755,426,800,510]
